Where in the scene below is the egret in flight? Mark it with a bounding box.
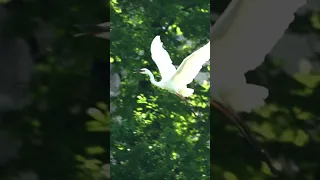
[211,0,306,113]
[137,36,210,99]
[210,0,306,174]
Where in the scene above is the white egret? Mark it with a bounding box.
[137,35,210,99]
[210,0,306,174]
[211,0,306,113]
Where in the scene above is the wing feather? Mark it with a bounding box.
[150,36,177,81]
[211,0,306,111]
[171,41,210,86]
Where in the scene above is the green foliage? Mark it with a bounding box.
[211,1,320,179]
[0,0,9,4]
[1,0,108,180]
[75,103,110,180]
[87,102,110,132]
[111,0,210,179]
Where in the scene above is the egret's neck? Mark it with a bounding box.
[145,70,162,87]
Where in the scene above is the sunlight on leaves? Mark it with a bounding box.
[0,0,10,4]
[223,171,238,180]
[280,129,295,142]
[311,12,320,30]
[87,108,106,122]
[261,162,272,175]
[294,129,309,146]
[86,104,109,132]
[86,146,105,155]
[252,122,276,139]
[255,104,280,118]
[293,107,314,121]
[293,73,320,89]
[111,0,122,13]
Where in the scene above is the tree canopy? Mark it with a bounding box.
[0,0,109,179]
[110,0,210,179]
[212,0,320,180]
[1,0,320,179]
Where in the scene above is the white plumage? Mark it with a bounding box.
[138,35,210,97]
[150,36,177,81]
[211,0,306,112]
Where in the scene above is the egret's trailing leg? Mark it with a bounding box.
[176,93,199,118]
[210,99,278,175]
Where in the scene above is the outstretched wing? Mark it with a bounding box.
[170,41,210,86]
[211,0,306,112]
[211,0,306,75]
[150,36,177,81]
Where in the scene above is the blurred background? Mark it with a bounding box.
[110,0,210,179]
[212,0,320,179]
[0,0,109,179]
